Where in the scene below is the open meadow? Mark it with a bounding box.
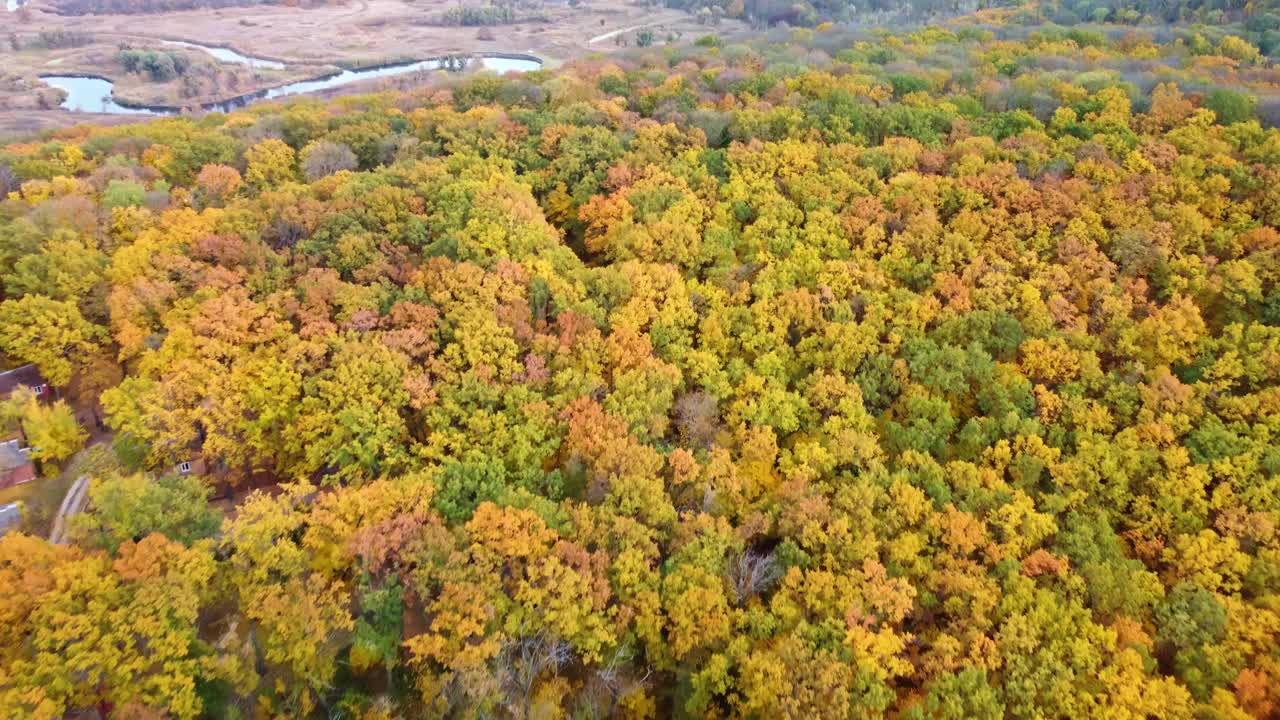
[1,0,740,136]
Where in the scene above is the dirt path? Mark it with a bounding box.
[589,24,645,44]
[48,476,88,545]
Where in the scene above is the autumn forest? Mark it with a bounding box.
[2,8,1280,720]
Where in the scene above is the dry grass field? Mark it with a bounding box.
[0,0,742,137]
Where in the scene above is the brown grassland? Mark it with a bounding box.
[0,0,741,137]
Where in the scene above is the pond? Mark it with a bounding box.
[42,53,542,116]
[162,40,286,70]
[475,55,543,73]
[40,76,158,115]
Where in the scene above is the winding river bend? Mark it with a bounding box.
[162,40,287,70]
[42,51,542,116]
[43,76,155,115]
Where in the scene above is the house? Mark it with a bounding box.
[0,439,35,489]
[0,364,48,402]
[174,455,208,477]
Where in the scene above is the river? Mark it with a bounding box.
[162,40,287,70]
[42,53,542,116]
[40,76,157,115]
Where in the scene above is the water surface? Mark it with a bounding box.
[478,55,542,73]
[41,76,158,115]
[163,40,287,70]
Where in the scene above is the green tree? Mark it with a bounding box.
[905,669,1004,720]
[102,179,146,209]
[72,472,222,553]
[433,458,508,523]
[1204,89,1255,125]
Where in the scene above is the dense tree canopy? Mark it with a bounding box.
[1,16,1279,720]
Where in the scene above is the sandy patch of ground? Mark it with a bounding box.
[589,23,645,44]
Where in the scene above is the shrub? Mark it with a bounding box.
[889,73,931,98]
[439,4,516,26]
[102,179,146,208]
[117,48,191,82]
[1205,89,1256,125]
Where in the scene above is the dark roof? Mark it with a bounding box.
[0,439,31,472]
[0,364,45,396]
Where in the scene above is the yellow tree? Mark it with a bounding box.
[0,295,100,387]
[0,535,224,720]
[21,398,87,475]
[244,139,299,189]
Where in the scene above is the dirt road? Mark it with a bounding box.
[589,23,646,44]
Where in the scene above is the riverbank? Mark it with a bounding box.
[0,0,743,135]
[40,52,544,116]
[0,37,322,118]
